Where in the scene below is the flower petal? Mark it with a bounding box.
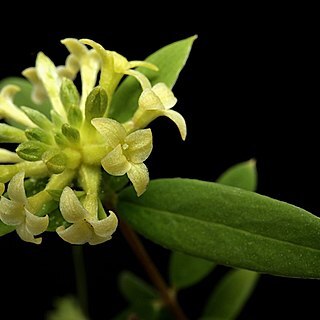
[56,221,92,245]
[101,145,131,176]
[0,197,24,225]
[138,88,164,111]
[91,118,126,148]
[25,210,49,235]
[88,234,112,245]
[0,85,36,127]
[90,211,118,238]
[16,224,42,244]
[125,129,153,163]
[62,38,100,111]
[152,83,177,110]
[8,171,27,204]
[127,163,149,197]
[125,70,151,90]
[0,148,22,163]
[60,187,88,223]
[36,52,66,119]
[22,68,48,104]
[129,60,159,71]
[164,110,187,141]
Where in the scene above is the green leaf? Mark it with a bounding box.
[111,309,135,320]
[24,177,48,197]
[47,208,67,231]
[119,271,160,320]
[119,271,158,303]
[202,269,259,320]
[46,296,88,320]
[217,159,257,191]
[118,178,320,279]
[110,35,197,122]
[0,77,51,117]
[0,221,14,237]
[169,252,215,290]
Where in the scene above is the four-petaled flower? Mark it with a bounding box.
[56,187,118,245]
[0,171,49,244]
[128,83,187,140]
[92,118,153,196]
[80,39,158,98]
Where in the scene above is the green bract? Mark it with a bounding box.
[0,36,193,245]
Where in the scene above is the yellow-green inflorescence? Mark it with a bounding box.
[0,38,186,245]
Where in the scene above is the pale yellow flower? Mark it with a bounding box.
[56,187,118,245]
[0,171,49,244]
[80,39,158,99]
[23,52,78,104]
[61,38,101,112]
[0,85,35,127]
[92,118,152,196]
[127,83,187,140]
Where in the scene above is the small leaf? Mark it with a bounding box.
[105,173,129,192]
[0,221,15,237]
[202,269,259,320]
[46,295,88,320]
[217,159,257,191]
[169,252,215,290]
[111,309,136,320]
[16,140,49,161]
[118,179,320,279]
[119,271,158,303]
[119,271,160,320]
[24,177,48,197]
[110,35,197,122]
[47,208,68,231]
[0,77,51,117]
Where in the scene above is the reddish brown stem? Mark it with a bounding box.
[120,220,188,320]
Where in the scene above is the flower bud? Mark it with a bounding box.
[60,77,80,111]
[61,124,80,144]
[21,107,53,130]
[85,86,108,122]
[16,141,49,161]
[42,150,67,174]
[25,128,53,145]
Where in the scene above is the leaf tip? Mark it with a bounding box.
[248,158,257,167]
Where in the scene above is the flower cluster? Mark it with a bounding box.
[0,38,186,245]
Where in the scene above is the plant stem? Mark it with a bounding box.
[119,220,188,320]
[72,245,89,317]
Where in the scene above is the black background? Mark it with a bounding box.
[0,27,318,319]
